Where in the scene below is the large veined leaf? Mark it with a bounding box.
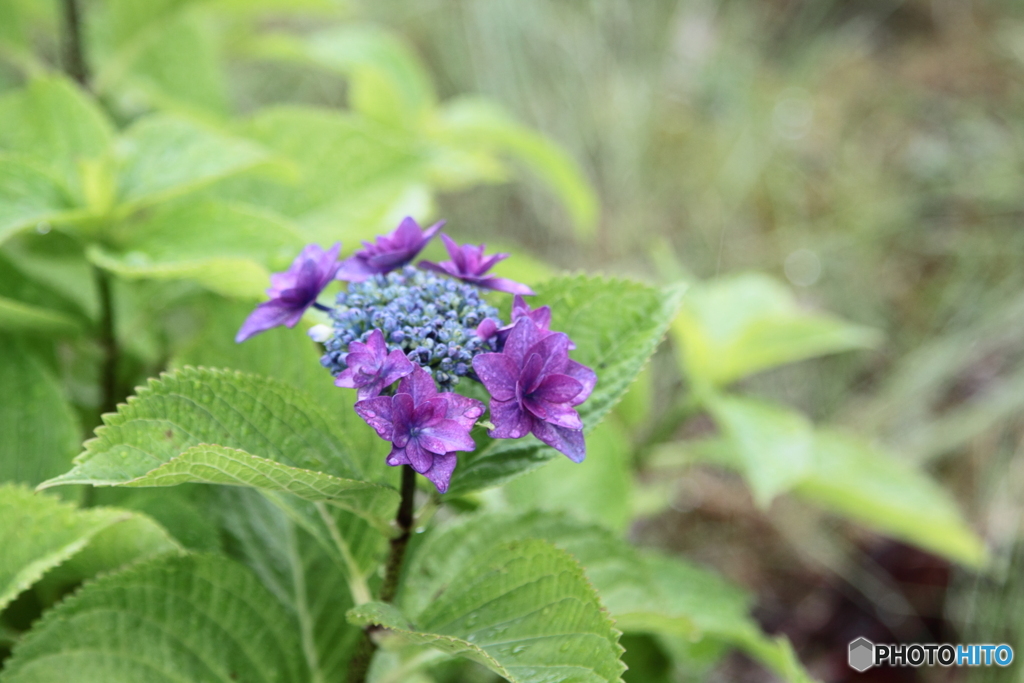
[0,554,307,683]
[40,367,399,532]
[0,484,176,613]
[673,273,880,387]
[446,276,686,495]
[0,157,77,244]
[350,538,625,683]
[0,336,80,486]
[0,76,114,197]
[116,114,271,207]
[218,488,385,682]
[707,394,814,507]
[88,200,304,298]
[403,512,813,683]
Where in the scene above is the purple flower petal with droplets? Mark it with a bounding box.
[564,360,597,406]
[531,420,586,463]
[334,329,414,399]
[472,352,519,402]
[419,234,534,295]
[475,295,573,350]
[352,366,484,493]
[236,243,341,342]
[336,217,442,282]
[488,398,532,439]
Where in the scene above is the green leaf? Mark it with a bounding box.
[0,296,82,334]
[434,98,599,235]
[116,114,271,207]
[0,76,114,196]
[0,554,307,683]
[350,538,625,683]
[447,276,686,495]
[0,156,77,244]
[88,200,304,298]
[794,430,987,567]
[707,394,814,507]
[673,273,881,387]
[40,367,400,532]
[0,335,81,486]
[0,484,175,613]
[503,418,634,532]
[403,512,813,683]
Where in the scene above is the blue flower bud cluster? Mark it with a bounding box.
[321,266,502,391]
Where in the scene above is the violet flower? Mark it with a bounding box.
[236,243,341,343]
[419,235,534,296]
[334,329,415,400]
[354,366,484,492]
[472,317,596,462]
[336,216,443,282]
[476,295,573,350]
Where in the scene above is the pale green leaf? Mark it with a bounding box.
[434,98,599,235]
[673,273,880,387]
[0,554,307,683]
[707,394,814,507]
[403,512,813,683]
[40,367,399,531]
[0,156,77,244]
[447,276,686,495]
[88,200,303,298]
[0,296,82,334]
[116,114,271,207]
[795,430,987,567]
[0,484,175,613]
[0,335,80,486]
[351,539,625,683]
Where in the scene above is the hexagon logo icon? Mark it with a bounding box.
[849,637,875,672]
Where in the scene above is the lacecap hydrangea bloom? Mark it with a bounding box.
[237,216,595,493]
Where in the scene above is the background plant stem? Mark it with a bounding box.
[60,0,89,88]
[347,465,417,683]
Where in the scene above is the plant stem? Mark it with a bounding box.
[60,0,89,88]
[94,266,119,419]
[346,465,417,683]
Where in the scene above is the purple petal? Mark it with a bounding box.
[354,397,396,441]
[334,367,358,389]
[397,366,438,404]
[528,332,571,378]
[472,353,519,401]
[488,398,532,439]
[531,420,586,463]
[421,453,457,493]
[413,397,449,428]
[476,318,501,341]
[364,329,389,360]
[379,350,415,387]
[475,276,535,296]
[385,446,410,467]
[418,418,476,454]
[534,374,584,404]
[417,260,460,278]
[503,317,544,367]
[235,300,304,342]
[390,394,415,447]
[523,396,584,430]
[440,234,466,271]
[335,255,379,282]
[518,353,546,396]
[354,377,385,401]
[564,360,597,406]
[440,393,485,430]
[403,439,434,473]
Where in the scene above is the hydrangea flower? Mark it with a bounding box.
[321,266,501,390]
[476,294,573,350]
[236,243,341,343]
[334,329,415,399]
[354,367,484,492]
[420,235,534,296]
[472,316,596,462]
[336,216,443,282]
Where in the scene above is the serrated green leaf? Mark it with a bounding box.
[447,276,685,495]
[0,335,80,486]
[0,484,175,613]
[434,98,598,235]
[673,273,880,387]
[707,394,814,507]
[0,76,114,196]
[351,538,625,683]
[403,512,814,683]
[0,156,77,244]
[88,200,304,297]
[116,114,271,207]
[40,367,399,531]
[0,554,307,683]
[794,430,986,567]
